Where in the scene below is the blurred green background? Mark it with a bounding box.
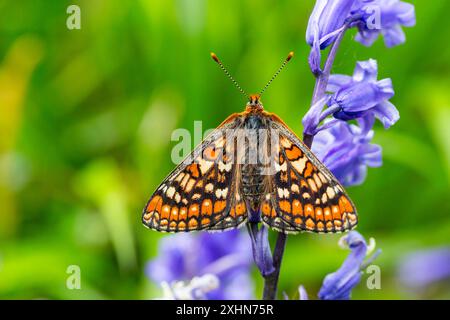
[0,0,449,299]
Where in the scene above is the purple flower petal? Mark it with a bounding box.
[395,1,416,26]
[355,29,380,47]
[302,96,330,135]
[306,17,324,75]
[382,24,406,48]
[327,74,353,92]
[357,113,376,135]
[248,224,275,277]
[359,144,383,167]
[371,100,400,128]
[331,78,394,113]
[354,0,416,47]
[312,120,382,186]
[306,0,357,49]
[146,233,194,283]
[318,231,368,300]
[353,59,378,82]
[343,164,367,186]
[296,232,380,300]
[324,59,398,128]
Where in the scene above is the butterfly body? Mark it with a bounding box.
[239,99,270,222]
[142,94,358,234]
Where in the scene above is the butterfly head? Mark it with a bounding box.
[246,94,263,111]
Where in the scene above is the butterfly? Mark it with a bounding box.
[142,52,357,234]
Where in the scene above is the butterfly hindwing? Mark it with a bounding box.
[260,117,358,234]
[142,114,248,232]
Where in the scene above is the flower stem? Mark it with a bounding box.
[304,26,348,146]
[262,232,287,300]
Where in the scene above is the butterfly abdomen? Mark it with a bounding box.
[241,163,265,222]
[238,113,269,222]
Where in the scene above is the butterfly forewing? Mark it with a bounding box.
[259,116,358,234]
[142,114,248,232]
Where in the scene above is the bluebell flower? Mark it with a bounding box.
[354,0,416,48]
[296,231,380,300]
[312,117,382,186]
[247,224,275,277]
[328,59,398,128]
[306,0,356,50]
[303,59,398,135]
[146,230,254,300]
[305,0,415,73]
[306,0,356,73]
[318,231,380,300]
[398,247,450,289]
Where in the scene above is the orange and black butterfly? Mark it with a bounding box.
[142,52,357,234]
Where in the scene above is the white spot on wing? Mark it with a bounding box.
[197,158,214,175]
[174,173,185,183]
[275,161,287,172]
[280,137,292,148]
[218,161,232,172]
[215,187,228,199]
[292,157,307,174]
[166,186,176,198]
[326,186,335,199]
[313,174,322,189]
[318,172,328,184]
[308,179,318,193]
[185,179,196,193]
[205,183,214,193]
[278,188,284,199]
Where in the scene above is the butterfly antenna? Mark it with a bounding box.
[259,51,294,96]
[210,52,248,98]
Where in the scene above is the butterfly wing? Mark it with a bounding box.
[260,115,358,234]
[142,114,248,232]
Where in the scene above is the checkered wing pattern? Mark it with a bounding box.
[142,114,248,232]
[259,117,358,234]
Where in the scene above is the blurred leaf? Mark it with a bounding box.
[73,159,137,273]
[374,130,446,188]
